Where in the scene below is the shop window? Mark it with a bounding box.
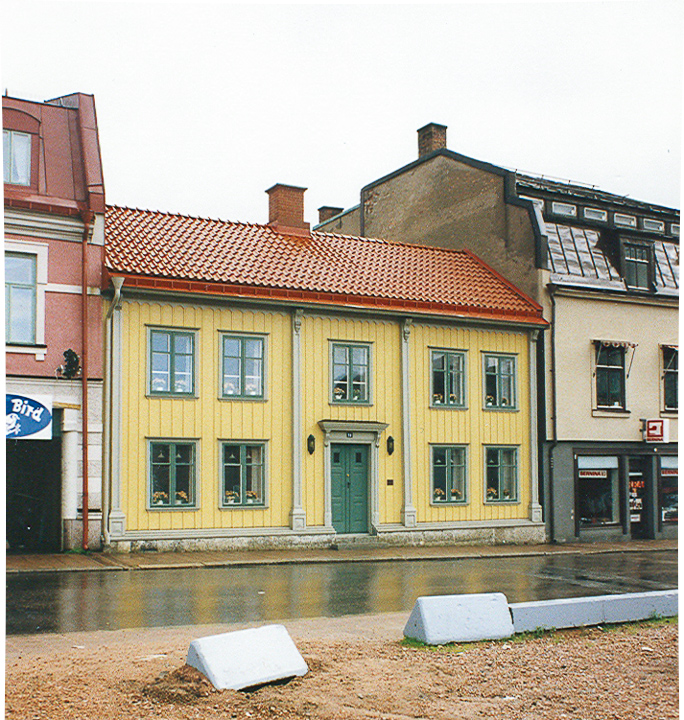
[663,346,678,411]
[3,129,32,186]
[623,243,652,290]
[150,441,196,508]
[149,328,195,395]
[578,457,620,526]
[431,446,467,504]
[595,343,626,409]
[431,350,466,407]
[660,457,678,524]
[483,354,516,409]
[221,334,265,399]
[485,446,518,502]
[5,253,36,344]
[221,443,265,507]
[331,342,370,403]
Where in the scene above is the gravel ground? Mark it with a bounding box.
[5,613,678,719]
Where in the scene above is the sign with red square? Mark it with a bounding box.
[643,418,669,443]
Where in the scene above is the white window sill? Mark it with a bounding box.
[6,344,47,360]
[592,408,631,418]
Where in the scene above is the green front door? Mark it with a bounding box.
[331,444,369,534]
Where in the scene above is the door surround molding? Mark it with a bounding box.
[318,420,389,532]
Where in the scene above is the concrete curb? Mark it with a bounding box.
[510,589,679,633]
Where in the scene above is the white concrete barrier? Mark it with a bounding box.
[403,592,514,644]
[510,589,678,633]
[186,624,308,690]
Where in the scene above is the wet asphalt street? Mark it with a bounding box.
[6,550,677,636]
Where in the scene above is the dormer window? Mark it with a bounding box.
[3,129,32,186]
[551,201,577,218]
[643,218,665,233]
[583,207,608,222]
[623,242,652,290]
[614,213,637,228]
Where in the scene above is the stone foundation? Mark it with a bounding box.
[105,522,547,554]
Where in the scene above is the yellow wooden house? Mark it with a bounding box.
[102,184,548,550]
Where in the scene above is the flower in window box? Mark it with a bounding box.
[225,490,239,504]
[433,488,445,501]
[176,490,189,503]
[503,489,511,500]
[485,395,495,407]
[352,388,362,400]
[333,387,345,399]
[246,490,258,504]
[450,488,462,500]
[449,394,458,403]
[486,487,498,500]
[152,491,169,505]
[433,393,443,404]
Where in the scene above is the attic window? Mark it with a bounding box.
[583,207,608,222]
[3,130,32,186]
[551,202,576,218]
[623,242,652,290]
[643,218,665,233]
[520,196,544,211]
[614,213,637,228]
[671,224,680,236]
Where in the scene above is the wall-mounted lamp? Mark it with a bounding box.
[387,436,395,455]
[307,434,316,455]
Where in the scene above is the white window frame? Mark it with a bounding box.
[4,240,48,360]
[3,129,32,186]
[583,207,608,222]
[614,213,637,228]
[551,201,577,218]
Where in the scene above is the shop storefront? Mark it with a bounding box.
[573,448,677,541]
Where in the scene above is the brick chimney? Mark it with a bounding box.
[266,184,310,235]
[318,206,344,224]
[418,123,447,158]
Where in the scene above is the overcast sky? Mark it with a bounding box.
[2,1,682,226]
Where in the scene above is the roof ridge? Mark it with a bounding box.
[106,203,474,257]
[105,203,266,230]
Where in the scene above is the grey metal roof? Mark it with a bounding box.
[546,222,679,296]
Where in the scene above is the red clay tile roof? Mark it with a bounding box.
[105,205,546,326]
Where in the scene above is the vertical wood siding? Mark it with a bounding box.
[121,301,292,531]
[410,324,530,523]
[300,314,404,525]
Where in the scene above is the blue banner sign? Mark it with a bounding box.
[6,393,53,440]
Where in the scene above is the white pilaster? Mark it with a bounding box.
[401,318,417,527]
[290,308,307,530]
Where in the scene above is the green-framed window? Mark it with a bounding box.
[221,335,265,399]
[221,443,265,507]
[331,342,370,403]
[484,354,516,409]
[149,328,195,395]
[595,343,626,409]
[5,252,36,344]
[431,350,466,407]
[3,129,31,185]
[663,346,678,411]
[431,446,467,504]
[485,446,518,502]
[150,441,196,508]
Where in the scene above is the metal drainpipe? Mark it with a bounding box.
[102,277,124,547]
[80,212,93,550]
[548,287,558,542]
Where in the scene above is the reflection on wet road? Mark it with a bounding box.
[6,550,677,635]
